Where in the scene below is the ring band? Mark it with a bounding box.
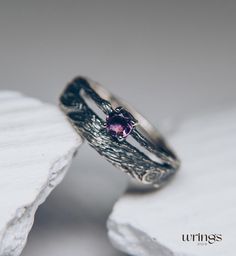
[59,77,180,187]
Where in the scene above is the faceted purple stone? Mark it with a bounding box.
[106,112,133,139]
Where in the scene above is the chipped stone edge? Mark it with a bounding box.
[0,145,80,256]
[107,215,194,256]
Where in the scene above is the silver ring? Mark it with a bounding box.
[59,77,180,187]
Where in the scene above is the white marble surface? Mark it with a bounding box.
[0,91,82,256]
[108,107,236,256]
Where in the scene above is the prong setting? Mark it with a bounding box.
[105,106,136,141]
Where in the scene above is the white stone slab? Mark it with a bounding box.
[108,107,236,256]
[0,91,82,256]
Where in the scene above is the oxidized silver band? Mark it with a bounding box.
[59,77,180,187]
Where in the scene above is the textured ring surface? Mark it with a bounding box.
[59,77,180,187]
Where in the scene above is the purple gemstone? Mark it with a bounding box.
[106,112,133,139]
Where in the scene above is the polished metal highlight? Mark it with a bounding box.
[60,77,180,187]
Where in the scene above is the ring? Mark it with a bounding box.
[59,77,180,187]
